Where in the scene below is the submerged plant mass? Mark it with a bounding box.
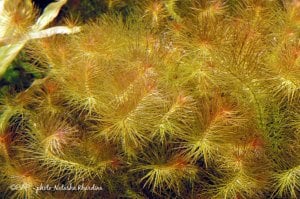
[0,0,299,198]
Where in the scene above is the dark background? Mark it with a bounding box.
[32,0,55,9]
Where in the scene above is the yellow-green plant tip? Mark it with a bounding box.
[273,165,300,199]
[133,153,198,194]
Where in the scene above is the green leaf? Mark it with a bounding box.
[32,0,68,31]
[29,26,81,39]
[0,43,26,78]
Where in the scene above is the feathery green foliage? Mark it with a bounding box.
[0,0,299,198]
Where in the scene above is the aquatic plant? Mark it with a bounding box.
[0,0,80,79]
[0,0,299,198]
